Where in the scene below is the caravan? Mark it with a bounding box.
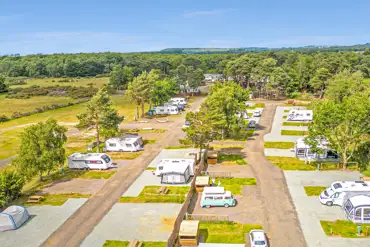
[154,159,195,184]
[68,153,113,170]
[170,97,187,105]
[153,105,179,115]
[105,134,143,152]
[294,137,338,161]
[200,187,236,208]
[286,110,313,121]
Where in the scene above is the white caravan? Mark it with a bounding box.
[153,105,179,115]
[319,181,370,206]
[68,153,113,170]
[294,137,338,160]
[170,97,187,105]
[105,134,143,152]
[154,159,195,176]
[286,110,313,121]
[343,195,370,224]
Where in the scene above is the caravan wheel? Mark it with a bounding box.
[119,149,123,152]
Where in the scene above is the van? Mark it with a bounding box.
[200,187,236,208]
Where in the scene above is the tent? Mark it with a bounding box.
[0,205,30,231]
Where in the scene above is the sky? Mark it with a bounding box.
[1,0,370,55]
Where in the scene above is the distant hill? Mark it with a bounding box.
[159,43,370,54]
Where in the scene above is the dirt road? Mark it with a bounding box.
[41,96,206,247]
[245,103,307,247]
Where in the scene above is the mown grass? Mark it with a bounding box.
[246,103,265,109]
[10,77,108,89]
[164,145,192,149]
[218,154,247,165]
[210,144,244,150]
[18,193,91,206]
[264,142,295,149]
[199,221,263,244]
[284,109,290,112]
[281,130,309,136]
[217,178,257,194]
[143,139,156,145]
[321,220,370,238]
[224,130,255,141]
[102,241,166,247]
[119,186,189,203]
[145,167,156,170]
[106,152,143,160]
[282,122,311,126]
[304,186,326,196]
[121,128,166,134]
[79,171,116,179]
[266,156,316,170]
[283,116,287,119]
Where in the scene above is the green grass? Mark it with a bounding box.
[164,145,192,149]
[218,154,247,165]
[108,151,143,160]
[119,186,189,203]
[321,220,370,238]
[281,130,309,136]
[362,170,370,177]
[264,142,295,149]
[246,103,265,109]
[284,109,290,112]
[224,130,255,141]
[217,178,257,194]
[283,116,287,119]
[19,193,91,206]
[210,144,244,149]
[199,221,262,244]
[102,241,166,247]
[266,156,316,170]
[121,128,166,134]
[282,122,311,126]
[79,171,116,179]
[145,167,156,170]
[304,186,326,196]
[10,77,109,89]
[143,139,156,145]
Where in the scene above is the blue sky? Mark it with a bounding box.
[1,0,370,54]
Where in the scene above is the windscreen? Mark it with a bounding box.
[255,241,266,245]
[101,155,111,163]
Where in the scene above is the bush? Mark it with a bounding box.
[0,115,9,122]
[0,171,25,207]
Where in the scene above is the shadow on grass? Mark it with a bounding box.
[199,228,209,243]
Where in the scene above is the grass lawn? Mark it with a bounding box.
[105,151,143,160]
[304,186,326,196]
[321,220,370,238]
[164,145,192,149]
[102,241,166,247]
[10,77,109,89]
[143,139,156,145]
[264,141,295,149]
[283,115,287,119]
[218,154,247,165]
[18,193,91,206]
[210,144,244,150]
[119,186,189,203]
[199,221,262,244]
[266,156,316,170]
[281,130,309,136]
[284,109,290,112]
[79,171,116,179]
[121,128,166,134]
[246,103,265,109]
[217,178,257,194]
[224,130,255,141]
[145,167,156,170]
[282,122,311,126]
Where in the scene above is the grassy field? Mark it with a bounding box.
[321,220,370,238]
[210,144,244,149]
[10,77,109,89]
[304,186,326,196]
[20,193,91,206]
[79,171,116,179]
[264,142,295,149]
[218,154,247,165]
[217,178,257,194]
[119,186,189,203]
[282,122,311,126]
[103,241,166,247]
[281,130,309,136]
[165,145,192,149]
[108,152,144,160]
[199,221,262,244]
[266,156,316,170]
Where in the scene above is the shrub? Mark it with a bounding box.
[0,115,9,122]
[0,171,25,207]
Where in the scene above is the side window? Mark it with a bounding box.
[160,109,164,112]
[158,166,163,171]
[204,196,213,200]
[133,141,138,146]
[214,196,223,200]
[224,196,231,200]
[126,144,132,147]
[333,193,340,198]
[108,143,116,147]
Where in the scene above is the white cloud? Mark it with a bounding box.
[184,9,234,18]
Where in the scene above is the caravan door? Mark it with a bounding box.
[167,175,175,183]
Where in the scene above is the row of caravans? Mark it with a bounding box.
[152,97,187,115]
[319,180,370,224]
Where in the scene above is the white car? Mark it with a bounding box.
[249,230,268,247]
[253,110,262,117]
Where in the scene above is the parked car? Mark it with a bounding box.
[253,110,262,117]
[200,187,236,208]
[248,120,256,128]
[182,120,190,128]
[249,230,268,247]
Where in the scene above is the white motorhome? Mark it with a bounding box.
[170,97,187,105]
[319,181,370,206]
[286,110,313,121]
[68,153,113,170]
[154,159,195,176]
[294,137,338,161]
[343,195,370,224]
[153,105,179,115]
[105,134,143,152]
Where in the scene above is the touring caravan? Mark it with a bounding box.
[294,137,338,161]
[105,135,143,152]
[154,159,195,176]
[331,191,370,207]
[153,105,179,115]
[343,195,370,224]
[170,97,187,105]
[319,181,370,206]
[286,110,313,121]
[200,187,236,208]
[68,153,113,170]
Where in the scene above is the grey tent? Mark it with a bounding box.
[0,205,29,231]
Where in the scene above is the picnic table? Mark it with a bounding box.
[26,195,43,203]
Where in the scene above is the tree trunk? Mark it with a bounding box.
[199,144,203,163]
[135,104,139,120]
[47,170,50,177]
[342,152,347,169]
[39,172,43,182]
[141,102,145,118]
[96,124,100,153]
[320,85,325,99]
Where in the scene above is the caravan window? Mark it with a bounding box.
[108,143,116,147]
[86,160,103,164]
[160,109,164,112]
[333,183,342,189]
[344,200,353,214]
[134,141,138,146]
[126,144,132,148]
[333,192,340,198]
[214,196,223,200]
[101,155,111,163]
[297,149,305,156]
[204,196,213,200]
[364,208,370,220]
[158,166,163,171]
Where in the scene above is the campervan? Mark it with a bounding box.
[170,97,187,105]
[154,159,195,176]
[286,110,313,121]
[105,135,143,152]
[68,153,113,170]
[200,187,236,208]
[319,181,370,206]
[294,137,338,160]
[153,105,179,115]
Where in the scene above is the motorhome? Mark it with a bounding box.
[319,181,370,206]
[343,195,370,224]
[170,97,187,105]
[200,187,236,208]
[105,134,143,152]
[68,153,113,170]
[294,137,338,161]
[286,109,313,121]
[153,105,179,115]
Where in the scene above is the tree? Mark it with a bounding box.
[0,74,7,93]
[307,94,370,168]
[252,58,277,91]
[77,87,123,152]
[309,68,331,98]
[0,171,25,207]
[13,119,67,181]
[109,65,134,90]
[269,67,291,94]
[151,78,176,106]
[184,110,216,158]
[187,68,204,95]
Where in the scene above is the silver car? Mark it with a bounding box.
[249,230,268,247]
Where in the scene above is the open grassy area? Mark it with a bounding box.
[304,186,326,196]
[79,170,116,179]
[223,130,254,141]
[281,130,309,136]
[217,178,257,194]
[210,144,244,149]
[10,77,109,89]
[264,141,295,149]
[218,154,247,165]
[119,186,189,203]
[165,145,192,149]
[20,193,91,206]
[199,221,262,244]
[102,241,166,247]
[246,103,265,109]
[283,115,287,119]
[121,128,166,134]
[143,139,156,145]
[266,156,316,170]
[282,122,311,126]
[108,151,144,160]
[284,109,290,112]
[321,220,370,238]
